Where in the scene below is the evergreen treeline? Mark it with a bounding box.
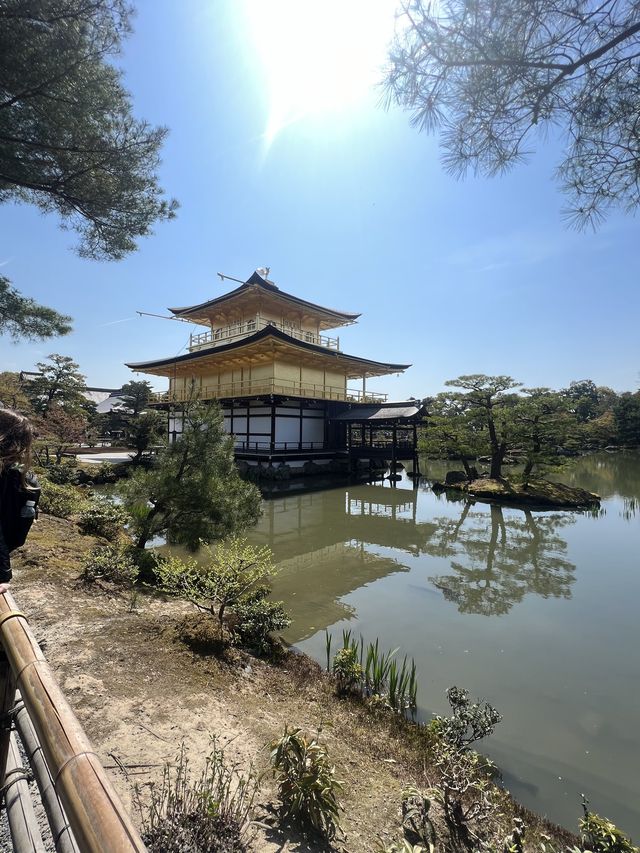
[421,377,640,480]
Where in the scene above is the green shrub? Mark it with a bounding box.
[42,461,79,485]
[332,647,363,694]
[580,802,638,853]
[79,545,138,588]
[132,548,161,585]
[425,718,444,739]
[502,817,526,853]
[139,740,256,852]
[430,743,496,843]
[40,480,88,518]
[435,686,502,750]
[94,461,118,483]
[401,785,436,850]
[230,585,290,654]
[269,726,343,840]
[78,502,129,540]
[155,540,288,648]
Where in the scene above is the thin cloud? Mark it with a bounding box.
[98,316,137,327]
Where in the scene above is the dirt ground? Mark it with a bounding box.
[10,513,574,852]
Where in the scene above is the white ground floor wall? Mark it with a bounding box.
[168,399,327,449]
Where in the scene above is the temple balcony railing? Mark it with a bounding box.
[234,440,326,452]
[348,498,415,515]
[348,438,415,450]
[189,319,340,352]
[347,388,387,403]
[151,378,387,404]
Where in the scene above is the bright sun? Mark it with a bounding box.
[243,0,399,144]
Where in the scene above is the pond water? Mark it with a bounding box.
[243,453,640,837]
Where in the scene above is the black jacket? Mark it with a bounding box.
[0,467,40,583]
[0,471,11,582]
[0,524,9,582]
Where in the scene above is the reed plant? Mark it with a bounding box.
[325,630,419,715]
[324,630,332,672]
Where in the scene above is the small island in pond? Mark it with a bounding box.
[433,475,601,508]
[423,375,612,509]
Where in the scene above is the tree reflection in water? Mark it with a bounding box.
[622,497,638,520]
[551,452,640,501]
[427,499,577,616]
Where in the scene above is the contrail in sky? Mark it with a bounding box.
[98,317,137,327]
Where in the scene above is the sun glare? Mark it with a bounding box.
[243,0,398,144]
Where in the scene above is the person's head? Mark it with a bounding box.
[0,408,34,472]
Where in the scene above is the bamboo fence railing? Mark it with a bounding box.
[0,591,147,852]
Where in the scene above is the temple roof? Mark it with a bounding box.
[126,324,410,379]
[330,403,424,421]
[168,270,360,330]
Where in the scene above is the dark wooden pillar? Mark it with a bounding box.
[324,404,330,450]
[391,423,397,487]
[299,400,303,450]
[270,398,276,451]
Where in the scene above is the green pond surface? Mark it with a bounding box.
[244,453,640,837]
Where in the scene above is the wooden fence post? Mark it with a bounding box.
[5,732,47,852]
[0,647,16,788]
[0,594,146,852]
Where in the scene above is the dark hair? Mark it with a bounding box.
[0,408,34,473]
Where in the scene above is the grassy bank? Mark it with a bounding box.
[9,500,634,852]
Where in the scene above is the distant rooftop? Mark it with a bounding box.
[330,402,424,421]
[18,371,123,409]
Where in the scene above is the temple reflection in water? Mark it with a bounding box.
[244,456,640,839]
[246,477,576,639]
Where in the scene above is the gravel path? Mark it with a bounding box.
[77,452,133,465]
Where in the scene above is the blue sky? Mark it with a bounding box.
[1,0,638,400]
